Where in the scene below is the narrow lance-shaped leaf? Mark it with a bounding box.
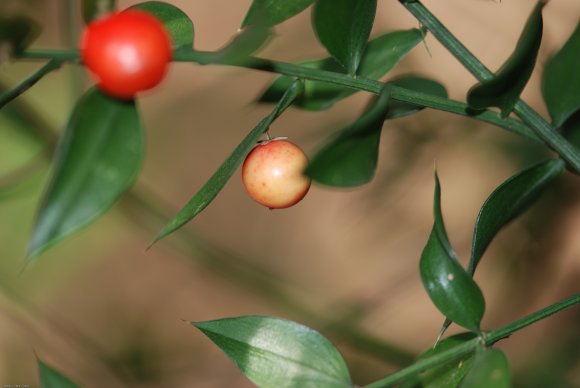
[28,87,144,261]
[152,80,303,244]
[419,333,477,388]
[469,158,565,275]
[459,348,511,388]
[130,1,194,49]
[305,87,391,187]
[420,172,485,333]
[191,316,352,388]
[242,0,315,28]
[467,1,546,117]
[38,360,79,388]
[259,28,424,111]
[312,0,377,75]
[82,0,116,24]
[542,21,580,128]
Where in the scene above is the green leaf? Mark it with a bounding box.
[0,16,40,56]
[419,333,477,388]
[467,1,546,117]
[259,28,424,111]
[82,0,116,24]
[191,316,352,388]
[384,75,448,120]
[420,172,485,333]
[130,1,194,49]
[242,0,315,28]
[27,87,144,261]
[542,21,580,128]
[459,348,511,388]
[305,87,391,187]
[469,158,564,275]
[153,80,303,244]
[38,360,79,388]
[562,110,580,150]
[207,24,271,66]
[312,0,377,75]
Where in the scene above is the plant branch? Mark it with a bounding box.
[399,0,580,172]
[0,58,63,110]
[365,293,579,387]
[19,48,538,141]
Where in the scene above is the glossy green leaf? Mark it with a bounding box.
[259,28,424,110]
[82,0,116,23]
[467,1,546,117]
[420,173,485,333]
[384,75,448,120]
[460,348,511,388]
[130,1,194,49]
[419,333,477,388]
[191,316,352,388]
[542,21,580,128]
[469,158,564,275]
[153,80,303,244]
[28,88,144,261]
[312,0,377,75]
[0,16,40,56]
[305,87,391,187]
[39,360,79,388]
[242,0,314,27]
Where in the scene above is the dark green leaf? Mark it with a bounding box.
[460,348,511,388]
[562,110,580,150]
[305,87,391,187]
[467,1,546,117]
[542,21,580,128]
[384,75,448,120]
[82,0,116,24]
[130,1,194,49]
[191,316,352,388]
[419,333,477,388]
[420,172,485,333]
[242,0,315,28]
[312,0,377,75]
[259,28,424,111]
[469,158,564,275]
[38,360,79,388]
[0,16,40,56]
[27,88,144,261]
[153,80,303,244]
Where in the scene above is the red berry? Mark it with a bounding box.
[80,10,172,99]
[242,138,311,209]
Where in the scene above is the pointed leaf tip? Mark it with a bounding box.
[420,172,485,333]
[313,0,377,75]
[467,0,546,116]
[27,88,144,261]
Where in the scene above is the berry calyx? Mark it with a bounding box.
[242,138,311,209]
[80,10,172,99]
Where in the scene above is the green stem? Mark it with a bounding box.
[19,48,539,141]
[0,59,63,109]
[365,293,579,387]
[399,0,580,172]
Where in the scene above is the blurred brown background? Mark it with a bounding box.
[0,0,579,386]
